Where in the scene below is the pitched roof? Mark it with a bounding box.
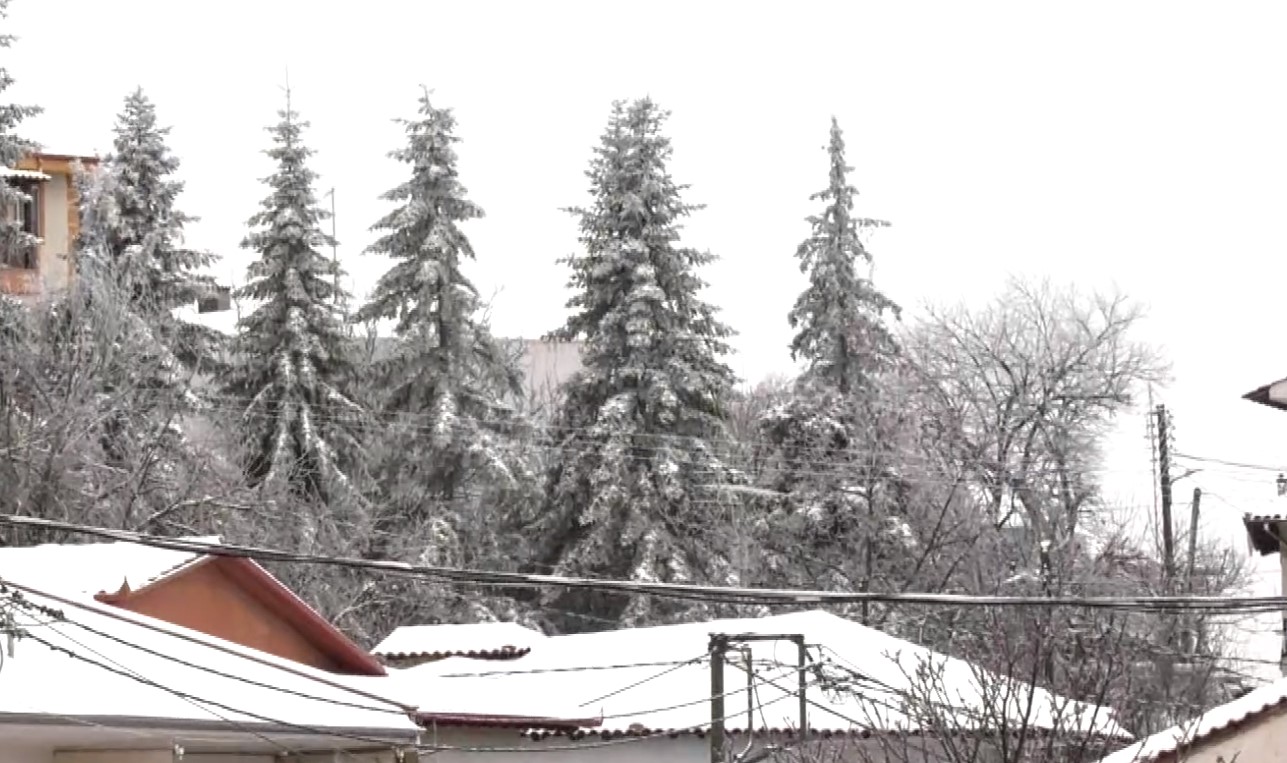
[0,536,214,597]
[0,537,386,676]
[0,580,419,743]
[374,622,546,661]
[394,609,1131,740]
[1096,676,1287,763]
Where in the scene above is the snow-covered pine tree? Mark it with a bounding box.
[0,0,40,303]
[224,95,362,507]
[534,98,740,630]
[788,117,899,392]
[353,90,532,628]
[101,88,222,367]
[752,118,908,617]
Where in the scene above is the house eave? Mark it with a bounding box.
[1243,514,1286,555]
[1243,380,1287,412]
[0,711,421,740]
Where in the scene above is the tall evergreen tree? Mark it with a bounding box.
[100,89,221,368]
[224,95,361,506]
[751,118,907,616]
[0,0,40,283]
[533,98,740,630]
[104,89,214,309]
[788,117,899,392]
[353,91,531,625]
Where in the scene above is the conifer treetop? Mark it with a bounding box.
[788,117,900,394]
[554,97,736,397]
[237,100,343,309]
[102,87,215,315]
[356,88,485,336]
[227,93,358,504]
[534,97,741,629]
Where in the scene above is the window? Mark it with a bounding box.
[3,181,39,235]
[1,181,39,269]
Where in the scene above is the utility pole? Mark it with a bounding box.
[1153,404,1176,695]
[1185,487,1201,586]
[1183,487,1202,655]
[710,633,809,763]
[709,635,727,763]
[1155,405,1175,587]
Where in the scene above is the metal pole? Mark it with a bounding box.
[710,635,727,763]
[794,636,808,739]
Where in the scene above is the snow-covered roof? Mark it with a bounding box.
[1096,677,1285,763]
[0,167,51,181]
[395,610,1131,740]
[0,582,420,740]
[0,536,214,598]
[374,622,546,660]
[173,304,240,336]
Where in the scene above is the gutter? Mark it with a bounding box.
[415,711,602,731]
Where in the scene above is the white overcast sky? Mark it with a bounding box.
[12,0,1287,674]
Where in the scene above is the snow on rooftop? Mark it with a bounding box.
[0,536,216,598]
[0,583,419,738]
[374,622,547,659]
[396,610,1131,739]
[0,167,51,181]
[1096,676,1285,763]
[173,304,240,336]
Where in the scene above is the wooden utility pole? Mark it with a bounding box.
[1185,487,1201,586]
[1183,486,1202,655]
[710,635,728,763]
[1155,405,1176,586]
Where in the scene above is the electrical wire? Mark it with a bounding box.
[3,389,1172,484]
[23,602,407,716]
[0,587,820,755]
[13,613,306,756]
[4,515,1286,615]
[578,653,706,708]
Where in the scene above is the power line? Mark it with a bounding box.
[1,515,1284,614]
[1,386,1170,478]
[19,598,405,716]
[1174,452,1286,474]
[0,584,817,755]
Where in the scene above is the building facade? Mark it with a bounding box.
[0,152,99,302]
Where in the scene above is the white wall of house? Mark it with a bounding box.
[0,745,49,763]
[516,338,583,406]
[37,173,71,293]
[1158,707,1287,762]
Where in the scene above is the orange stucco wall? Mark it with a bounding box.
[112,561,344,672]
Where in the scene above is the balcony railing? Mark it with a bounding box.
[0,266,40,296]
